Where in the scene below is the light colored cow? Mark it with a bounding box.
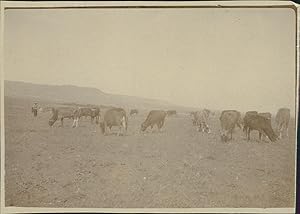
[194,109,211,133]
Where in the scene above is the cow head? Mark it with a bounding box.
[259,118,278,142]
[140,122,147,132]
[220,130,229,142]
[265,128,278,142]
[48,119,56,127]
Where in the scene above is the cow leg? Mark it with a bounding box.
[279,124,284,139]
[155,123,160,132]
[197,123,202,132]
[159,120,165,132]
[72,118,79,128]
[104,125,109,136]
[117,126,122,136]
[72,119,76,128]
[247,129,251,141]
[243,126,248,137]
[259,132,262,141]
[207,125,211,134]
[121,117,126,135]
[278,125,283,139]
[157,121,163,132]
[104,124,108,135]
[203,123,207,133]
[60,118,64,127]
[109,126,113,135]
[279,132,282,139]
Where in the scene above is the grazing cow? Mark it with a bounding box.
[243,111,272,140]
[167,110,177,116]
[193,109,211,133]
[275,108,290,139]
[220,110,243,142]
[130,109,139,116]
[244,113,277,142]
[91,107,100,124]
[141,110,167,132]
[48,107,79,128]
[99,108,128,136]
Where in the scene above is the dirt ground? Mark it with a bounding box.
[4,96,296,208]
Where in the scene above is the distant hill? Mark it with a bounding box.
[4,80,197,112]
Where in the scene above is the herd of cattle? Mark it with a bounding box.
[38,105,291,142]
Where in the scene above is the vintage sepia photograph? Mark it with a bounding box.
[1,1,298,212]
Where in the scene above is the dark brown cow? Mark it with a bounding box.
[141,110,167,132]
[243,111,272,140]
[99,108,128,136]
[130,109,138,116]
[48,107,79,128]
[220,110,243,142]
[275,108,290,139]
[244,114,277,142]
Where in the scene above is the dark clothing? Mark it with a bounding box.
[32,104,39,117]
[33,109,38,117]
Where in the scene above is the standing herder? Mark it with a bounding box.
[32,102,39,117]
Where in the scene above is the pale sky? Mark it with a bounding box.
[4,8,296,114]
